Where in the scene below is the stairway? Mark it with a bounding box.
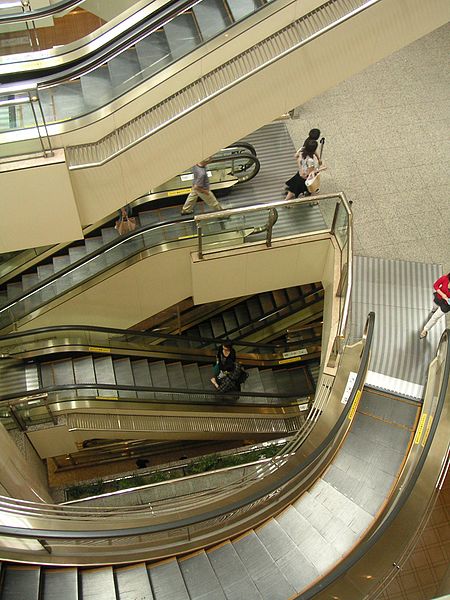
[0,387,419,599]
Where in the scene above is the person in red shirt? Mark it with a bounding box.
[420,273,450,338]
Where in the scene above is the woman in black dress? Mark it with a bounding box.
[284,139,319,201]
[211,341,236,389]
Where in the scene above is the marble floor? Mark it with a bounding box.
[286,23,450,273]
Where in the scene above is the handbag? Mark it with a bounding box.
[115,216,136,236]
[433,292,450,313]
[305,166,327,194]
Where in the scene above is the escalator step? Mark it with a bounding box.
[166,362,187,389]
[222,310,238,333]
[193,0,231,40]
[51,359,75,386]
[183,363,204,389]
[286,287,301,302]
[79,566,116,600]
[259,292,276,315]
[52,255,70,273]
[164,13,201,60]
[113,358,137,398]
[138,210,161,227]
[6,281,23,300]
[147,559,190,600]
[259,370,279,395]
[22,273,39,290]
[101,227,118,245]
[234,304,251,327]
[1,565,40,600]
[272,289,288,308]
[73,356,96,397]
[149,361,170,388]
[208,541,262,600]
[42,81,86,124]
[179,550,226,599]
[198,322,214,340]
[131,360,155,400]
[37,263,55,281]
[199,365,214,390]
[94,356,116,384]
[245,368,264,393]
[210,316,226,339]
[40,362,55,387]
[227,0,259,21]
[245,297,263,321]
[135,31,172,78]
[68,246,87,264]
[80,66,114,110]
[108,48,143,92]
[114,563,153,599]
[42,567,78,600]
[84,237,104,255]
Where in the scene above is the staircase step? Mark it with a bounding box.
[179,550,226,599]
[222,310,238,333]
[6,281,23,300]
[210,315,226,339]
[245,368,264,393]
[286,287,301,302]
[79,566,116,600]
[149,361,170,399]
[147,559,189,600]
[113,357,136,398]
[84,237,104,255]
[259,292,275,314]
[232,530,296,600]
[21,273,39,290]
[272,289,288,308]
[94,356,117,397]
[80,66,113,109]
[42,567,78,600]
[114,563,153,600]
[101,227,118,245]
[135,31,172,78]
[234,304,251,327]
[246,297,263,320]
[51,359,75,386]
[137,210,161,227]
[43,81,86,123]
[37,263,55,280]
[1,565,40,600]
[259,370,279,395]
[208,541,263,600]
[199,365,214,390]
[198,322,214,340]
[52,255,71,273]
[68,246,87,264]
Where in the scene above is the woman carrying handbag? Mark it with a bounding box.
[419,273,450,338]
[115,206,136,236]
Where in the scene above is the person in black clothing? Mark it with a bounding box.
[211,340,236,389]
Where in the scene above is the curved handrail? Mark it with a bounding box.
[300,328,450,599]
[0,0,85,23]
[0,313,375,539]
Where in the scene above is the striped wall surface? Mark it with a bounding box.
[351,255,444,399]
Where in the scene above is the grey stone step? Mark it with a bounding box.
[232,530,296,600]
[147,559,189,600]
[208,541,263,600]
[135,31,172,78]
[79,566,116,600]
[1,565,40,600]
[42,567,78,600]
[113,357,137,398]
[108,47,143,92]
[114,563,153,600]
[163,12,201,60]
[193,0,231,40]
[178,550,226,599]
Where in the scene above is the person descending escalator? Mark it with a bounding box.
[210,341,248,394]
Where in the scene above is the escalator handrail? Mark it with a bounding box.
[0,323,320,354]
[0,314,375,538]
[0,192,326,323]
[0,0,84,24]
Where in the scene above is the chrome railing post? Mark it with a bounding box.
[27,89,53,157]
[197,222,203,259]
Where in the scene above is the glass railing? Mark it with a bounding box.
[0,314,374,563]
[0,193,350,332]
[0,0,276,144]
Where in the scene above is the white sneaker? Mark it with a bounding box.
[419,330,427,339]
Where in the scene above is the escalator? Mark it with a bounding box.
[0,325,314,445]
[0,319,447,599]
[0,142,259,290]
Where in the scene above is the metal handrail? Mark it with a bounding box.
[0,0,84,23]
[65,0,380,169]
[0,314,374,535]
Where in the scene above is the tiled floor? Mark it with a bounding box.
[286,23,450,273]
